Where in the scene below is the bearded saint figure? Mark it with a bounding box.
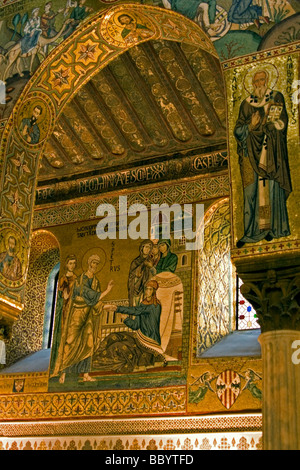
[0,236,22,281]
[234,67,292,247]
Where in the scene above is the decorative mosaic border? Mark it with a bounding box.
[0,413,262,436]
[35,151,228,205]
[33,172,230,228]
[222,41,300,70]
[231,239,300,260]
[0,386,186,421]
[0,431,262,450]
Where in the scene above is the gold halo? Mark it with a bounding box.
[19,100,48,127]
[17,99,49,145]
[244,63,279,95]
[115,12,137,28]
[3,232,20,254]
[81,247,106,274]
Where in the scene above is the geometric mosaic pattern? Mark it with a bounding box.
[5,231,60,365]
[0,432,262,450]
[0,387,186,421]
[0,413,262,435]
[33,174,230,229]
[196,200,233,355]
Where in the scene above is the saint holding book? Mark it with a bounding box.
[233,65,292,247]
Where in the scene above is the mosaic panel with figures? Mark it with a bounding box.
[0,0,298,125]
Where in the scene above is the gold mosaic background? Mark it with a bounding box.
[225,51,300,259]
[5,230,60,365]
[195,199,233,356]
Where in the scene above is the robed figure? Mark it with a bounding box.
[234,68,292,247]
[21,8,42,55]
[51,254,113,383]
[93,280,166,373]
[127,239,156,306]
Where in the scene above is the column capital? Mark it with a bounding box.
[239,267,300,333]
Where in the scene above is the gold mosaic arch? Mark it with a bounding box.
[190,197,231,363]
[0,3,219,313]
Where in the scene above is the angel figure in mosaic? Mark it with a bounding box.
[188,371,215,403]
[241,368,262,400]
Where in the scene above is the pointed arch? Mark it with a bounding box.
[0,3,222,315]
[194,197,233,356]
[5,230,60,365]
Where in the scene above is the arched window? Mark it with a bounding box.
[196,200,233,356]
[236,276,260,330]
[5,231,60,366]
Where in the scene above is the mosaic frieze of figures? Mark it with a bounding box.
[0,0,299,123]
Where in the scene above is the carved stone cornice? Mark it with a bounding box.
[239,268,300,333]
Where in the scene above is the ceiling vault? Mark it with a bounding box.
[38,39,227,191]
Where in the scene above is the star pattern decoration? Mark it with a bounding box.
[10,152,31,178]
[77,43,97,62]
[52,68,70,88]
[6,189,25,217]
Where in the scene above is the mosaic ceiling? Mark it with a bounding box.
[38,39,227,185]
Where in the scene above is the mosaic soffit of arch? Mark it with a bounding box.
[38,38,226,184]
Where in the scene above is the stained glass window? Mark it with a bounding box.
[236,277,260,330]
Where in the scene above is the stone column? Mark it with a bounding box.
[239,268,300,450]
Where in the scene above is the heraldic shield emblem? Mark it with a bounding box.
[216,370,241,409]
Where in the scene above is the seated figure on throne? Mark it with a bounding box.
[93,280,166,373]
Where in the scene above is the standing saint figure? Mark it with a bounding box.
[234,67,292,247]
[127,239,156,306]
[49,254,77,372]
[155,239,178,274]
[51,254,114,383]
